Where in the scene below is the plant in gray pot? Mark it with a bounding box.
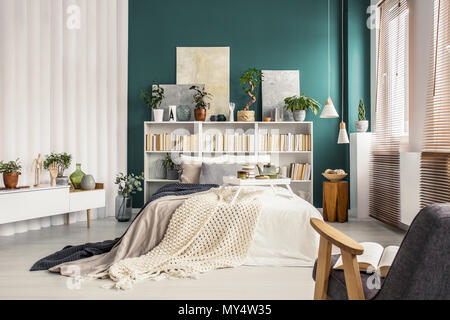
[114,172,144,222]
[284,94,321,122]
[355,99,369,133]
[162,153,180,181]
[43,152,72,185]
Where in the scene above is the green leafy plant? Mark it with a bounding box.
[140,81,165,110]
[115,172,144,198]
[284,94,321,115]
[162,153,181,171]
[0,158,22,175]
[240,68,264,111]
[43,152,72,177]
[358,99,366,121]
[190,86,212,110]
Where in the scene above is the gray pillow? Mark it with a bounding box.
[199,163,242,185]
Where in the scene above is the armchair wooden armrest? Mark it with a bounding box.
[310,218,365,300]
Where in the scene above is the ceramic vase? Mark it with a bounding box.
[55,177,69,186]
[177,105,192,121]
[166,169,179,181]
[153,109,164,122]
[294,110,307,122]
[194,109,206,122]
[115,194,132,222]
[70,163,85,189]
[3,173,19,189]
[81,175,96,190]
[355,120,369,133]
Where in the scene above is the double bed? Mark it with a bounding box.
[32,182,322,289]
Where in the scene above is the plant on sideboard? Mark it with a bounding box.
[238,68,264,122]
[190,85,212,122]
[162,153,181,181]
[43,152,72,186]
[355,99,369,133]
[284,94,321,122]
[0,158,22,189]
[114,172,144,222]
[140,81,165,122]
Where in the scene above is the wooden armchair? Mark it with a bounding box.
[310,218,365,300]
[310,204,450,300]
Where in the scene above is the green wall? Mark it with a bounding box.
[128,0,371,208]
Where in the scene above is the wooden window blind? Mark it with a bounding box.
[370,0,409,227]
[420,0,450,207]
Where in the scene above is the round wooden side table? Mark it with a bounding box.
[323,181,348,223]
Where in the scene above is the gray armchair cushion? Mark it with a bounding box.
[312,204,450,300]
[199,163,242,185]
[312,254,384,300]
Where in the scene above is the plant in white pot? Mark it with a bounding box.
[284,94,321,122]
[140,81,165,122]
[355,99,369,132]
[114,172,144,222]
[238,68,263,122]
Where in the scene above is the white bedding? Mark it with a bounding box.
[243,186,322,267]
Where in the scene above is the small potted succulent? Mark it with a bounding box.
[284,94,321,122]
[190,85,212,122]
[43,152,72,185]
[162,153,181,180]
[141,81,165,122]
[238,68,264,122]
[355,99,369,132]
[114,172,144,222]
[0,158,22,189]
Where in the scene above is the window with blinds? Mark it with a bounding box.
[370,0,409,227]
[420,0,450,207]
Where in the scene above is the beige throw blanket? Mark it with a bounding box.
[106,187,262,290]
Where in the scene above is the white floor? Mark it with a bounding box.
[0,216,405,300]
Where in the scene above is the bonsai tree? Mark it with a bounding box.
[140,81,165,109]
[284,94,321,115]
[43,152,72,177]
[240,68,264,111]
[0,158,22,175]
[358,99,366,121]
[190,86,212,110]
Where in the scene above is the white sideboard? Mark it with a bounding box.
[0,184,105,235]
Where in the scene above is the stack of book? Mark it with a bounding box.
[288,163,312,181]
[258,133,312,152]
[145,133,196,152]
[203,133,255,153]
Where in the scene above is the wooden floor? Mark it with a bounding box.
[0,216,405,300]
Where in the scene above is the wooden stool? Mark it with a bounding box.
[323,181,348,223]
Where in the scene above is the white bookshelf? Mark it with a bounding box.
[144,121,314,204]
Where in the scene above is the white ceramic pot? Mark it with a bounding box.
[153,109,164,122]
[294,110,306,122]
[355,120,369,133]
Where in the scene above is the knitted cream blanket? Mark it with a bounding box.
[108,187,263,290]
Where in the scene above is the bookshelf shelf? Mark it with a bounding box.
[144,121,314,204]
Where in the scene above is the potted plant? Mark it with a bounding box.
[284,94,321,122]
[238,68,264,122]
[355,99,369,132]
[114,172,144,222]
[0,158,22,189]
[141,81,165,122]
[190,85,212,121]
[162,153,180,180]
[43,152,72,185]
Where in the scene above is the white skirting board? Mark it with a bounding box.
[0,210,100,237]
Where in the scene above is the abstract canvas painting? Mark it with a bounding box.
[176,47,230,118]
[262,70,300,121]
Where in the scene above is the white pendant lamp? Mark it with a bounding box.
[337,0,349,145]
[321,0,339,119]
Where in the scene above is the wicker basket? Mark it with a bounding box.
[322,173,347,182]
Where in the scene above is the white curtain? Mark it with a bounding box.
[0,0,128,235]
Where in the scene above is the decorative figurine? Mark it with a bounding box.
[49,162,58,187]
[32,154,43,187]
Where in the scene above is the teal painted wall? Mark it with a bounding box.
[128,0,371,208]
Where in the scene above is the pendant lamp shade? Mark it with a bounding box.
[338,122,350,144]
[321,97,340,119]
